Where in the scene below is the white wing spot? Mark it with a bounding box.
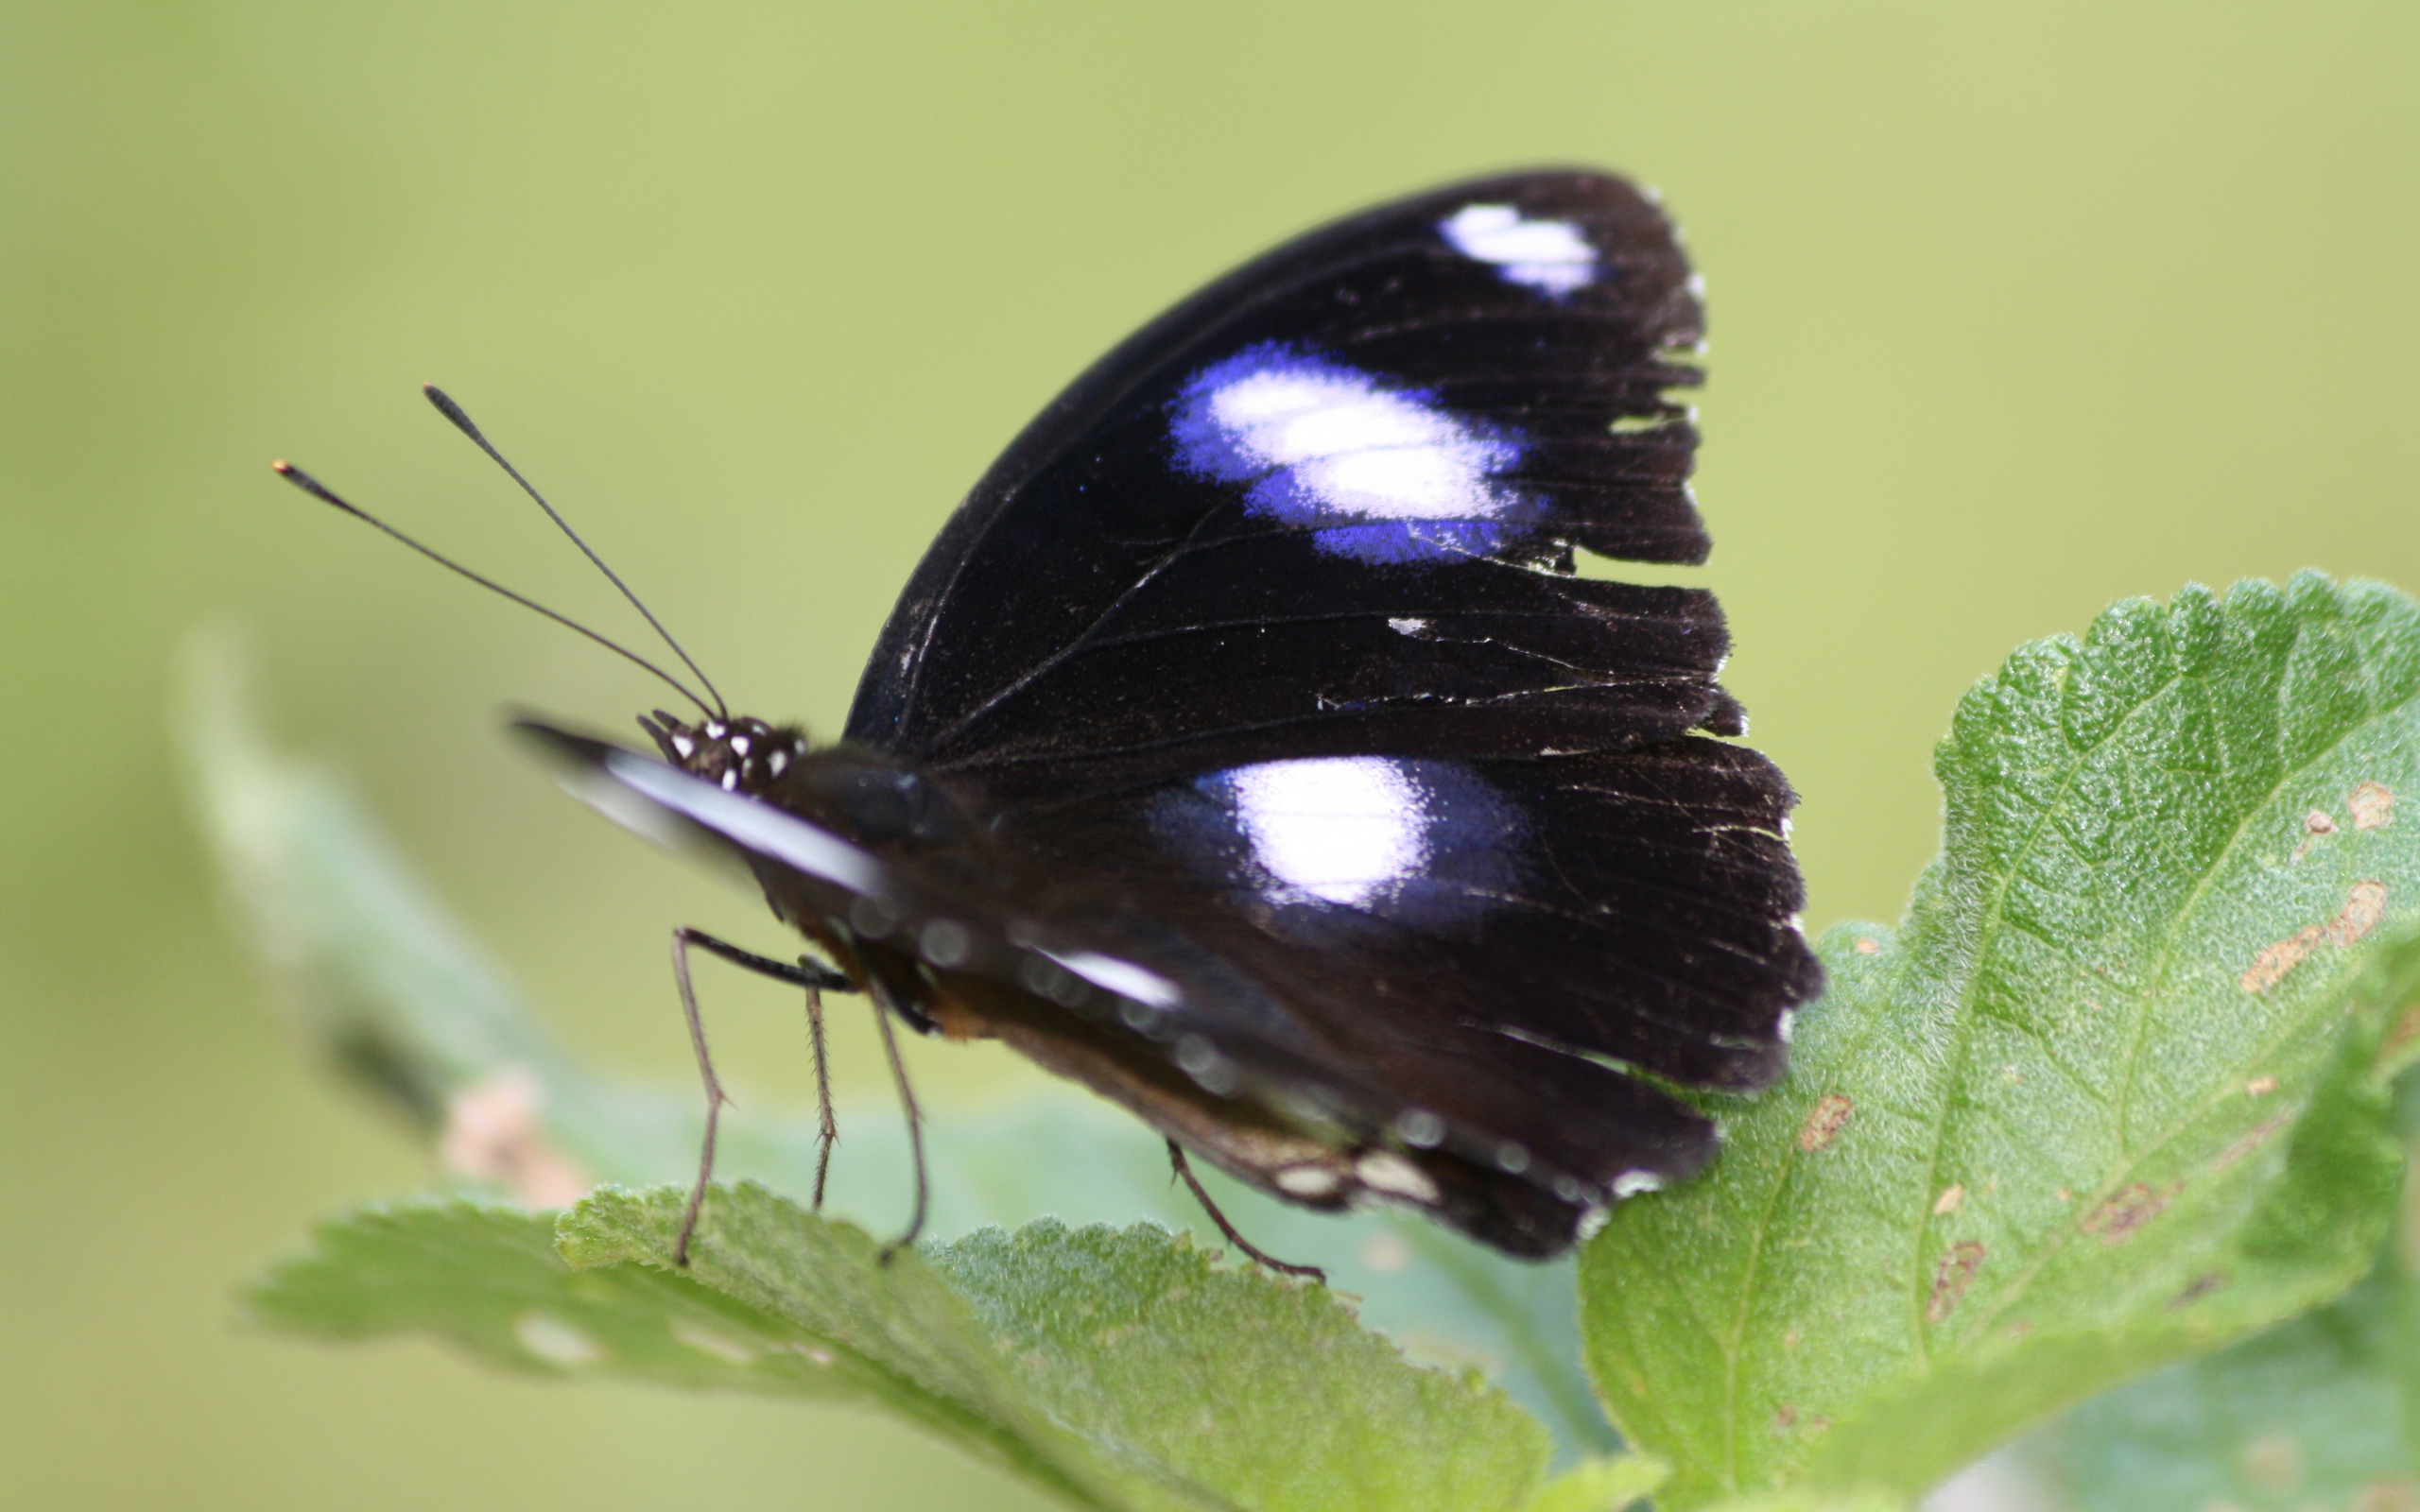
[1356,1151,1440,1204]
[1228,758,1429,908]
[1438,203,1600,295]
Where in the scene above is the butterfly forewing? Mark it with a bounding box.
[845,169,1722,777]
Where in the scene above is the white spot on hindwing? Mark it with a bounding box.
[1225,757,1428,908]
[1356,1151,1440,1205]
[1274,1164,1343,1198]
[1437,203,1600,295]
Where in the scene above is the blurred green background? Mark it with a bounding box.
[4,3,2414,1507]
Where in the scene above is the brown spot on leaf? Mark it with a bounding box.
[1798,1093,1853,1152]
[2083,1182,2177,1246]
[2215,1117,2290,1171]
[2240,880,2390,989]
[1853,936,1879,954]
[2005,1319,2031,1339]
[1932,1183,1966,1215]
[1773,1405,1797,1430]
[2171,1270,2228,1308]
[2350,782,2394,830]
[2329,879,2389,944]
[2241,925,2325,992]
[2294,809,2340,860]
[1925,1240,1986,1323]
[2054,1187,2071,1203]
[2383,1004,2420,1064]
[2245,1075,2277,1096]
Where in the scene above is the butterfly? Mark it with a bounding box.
[280,168,1823,1273]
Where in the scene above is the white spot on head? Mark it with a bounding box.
[1356,1151,1440,1204]
[1685,271,1706,301]
[1226,757,1429,907]
[1777,1008,1798,1044]
[767,748,788,776]
[1438,203,1600,295]
[1612,1170,1664,1198]
[1274,1164,1343,1198]
[514,1312,603,1366]
[1387,616,1427,634]
[669,733,696,758]
[1576,1204,1613,1242]
[703,721,726,738]
[728,734,751,755]
[720,769,739,791]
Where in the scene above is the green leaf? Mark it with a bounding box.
[1689,1494,1907,1512]
[251,1186,1553,1512]
[178,630,1610,1462]
[2044,969,2420,1512]
[1519,1454,1668,1512]
[1580,576,2420,1507]
[2045,1258,2420,1512]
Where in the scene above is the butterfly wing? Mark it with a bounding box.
[535,170,1823,1257]
[519,722,1790,1255]
[844,168,1729,782]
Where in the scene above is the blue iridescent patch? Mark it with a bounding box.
[1168,341,1539,564]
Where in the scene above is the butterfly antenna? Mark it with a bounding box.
[423,384,729,720]
[270,460,717,716]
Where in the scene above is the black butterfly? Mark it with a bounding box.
[283,168,1822,1272]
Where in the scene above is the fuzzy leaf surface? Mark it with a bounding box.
[1581,576,2420,1505]
[2046,960,2420,1512]
[252,1185,1552,1512]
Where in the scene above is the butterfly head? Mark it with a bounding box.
[637,710,807,796]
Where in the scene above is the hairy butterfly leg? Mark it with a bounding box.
[667,927,851,1263]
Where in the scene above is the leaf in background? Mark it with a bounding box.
[2044,1260,2419,1512]
[1580,576,2420,1507]
[177,628,1615,1460]
[251,1187,1554,1512]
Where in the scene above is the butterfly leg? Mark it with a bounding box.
[667,927,852,1264]
[862,968,929,1265]
[1166,1142,1326,1283]
[801,981,838,1211]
